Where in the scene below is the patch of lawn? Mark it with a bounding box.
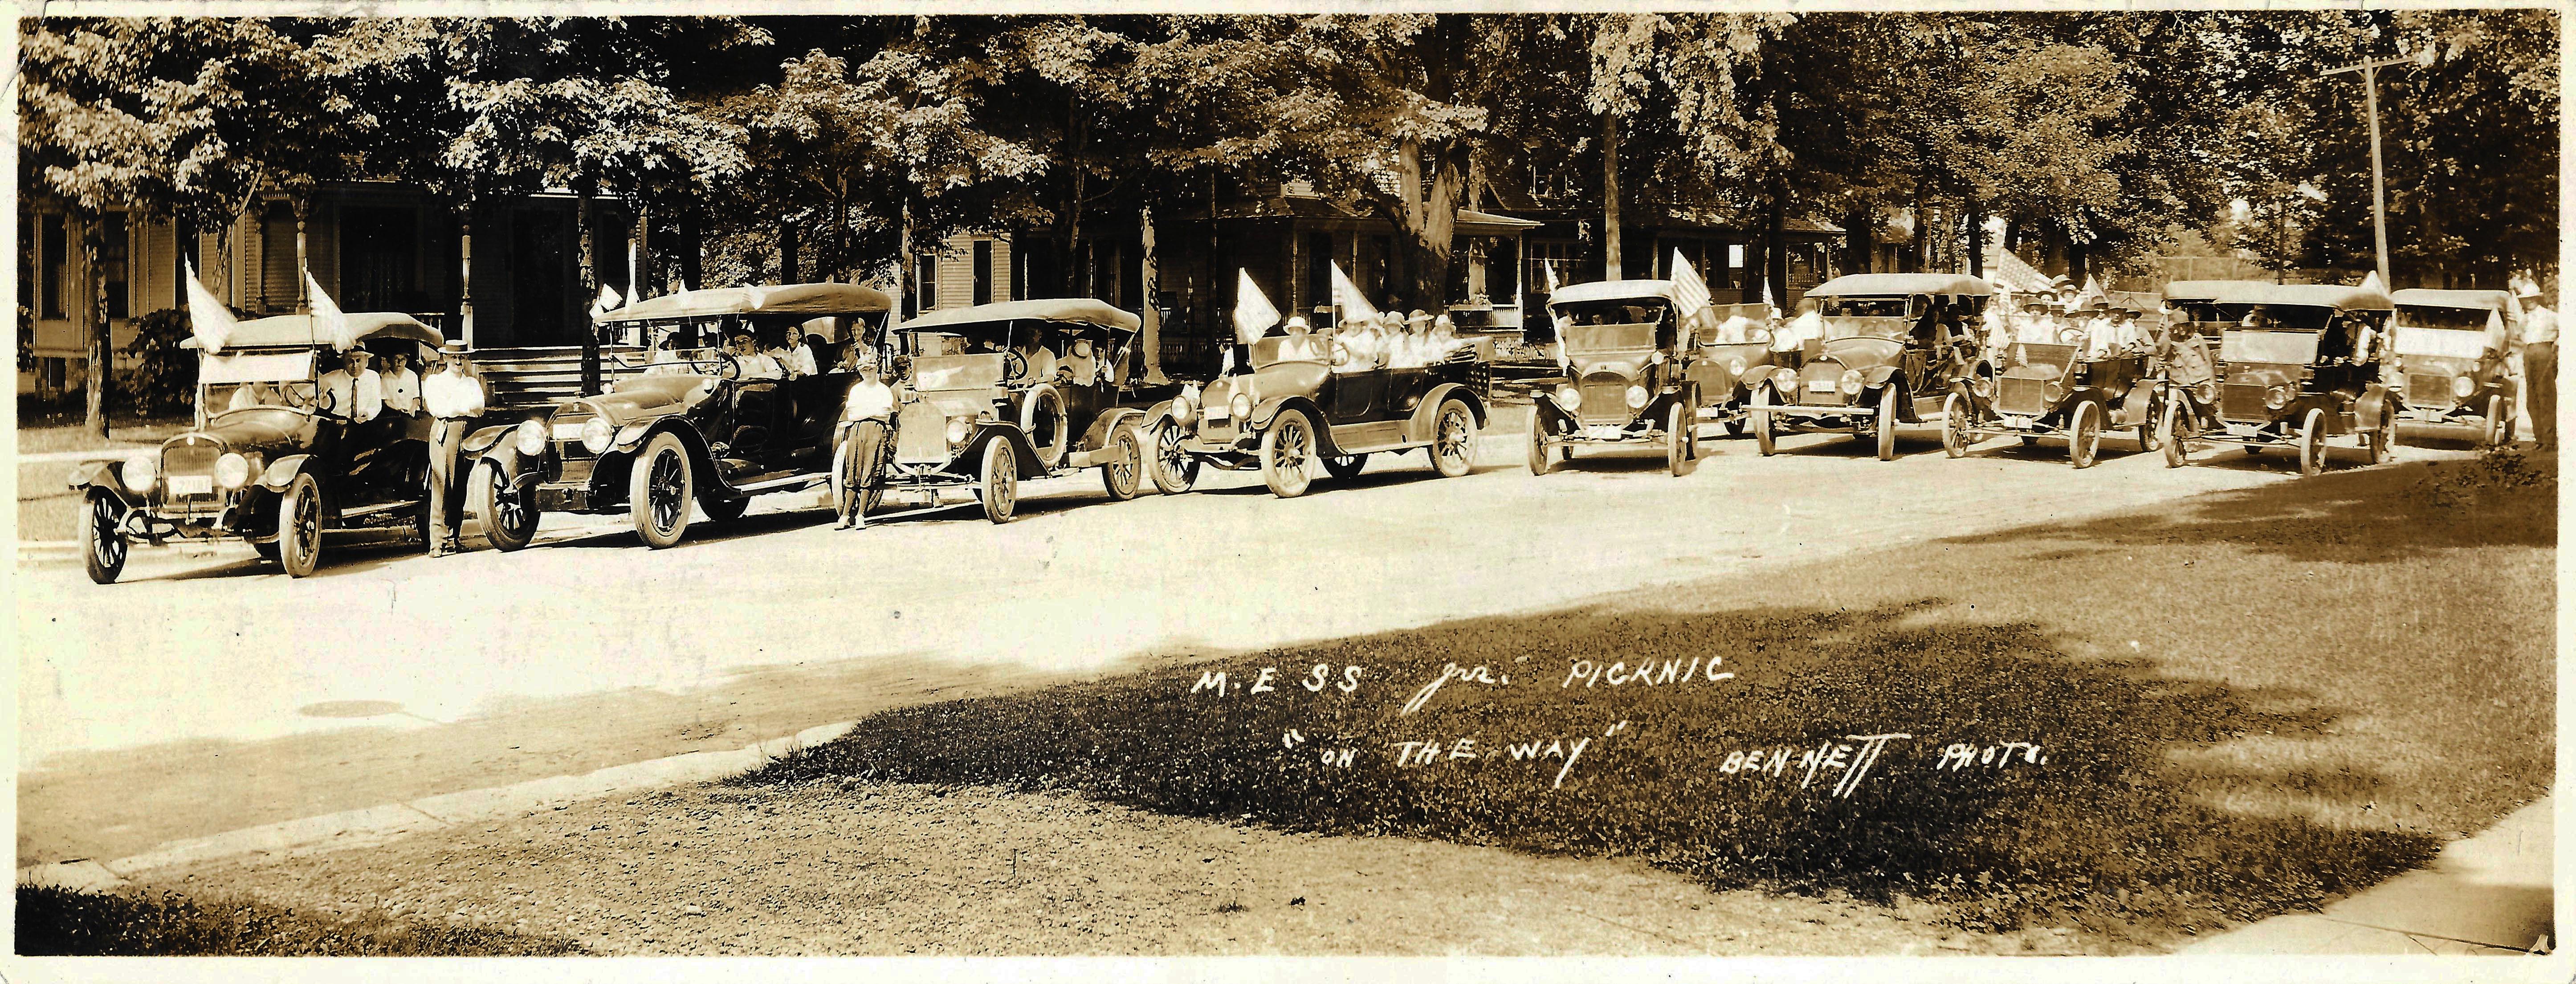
[749,450,2551,951]
[16,884,587,955]
[15,413,192,455]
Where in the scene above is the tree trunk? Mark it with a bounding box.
[1141,206,1163,384]
[1844,207,1873,276]
[2069,236,2090,288]
[175,217,196,309]
[679,208,703,293]
[1967,200,1985,278]
[1764,187,1787,308]
[1374,135,1468,313]
[77,212,107,437]
[579,192,601,396]
[1602,112,1622,281]
[781,217,800,285]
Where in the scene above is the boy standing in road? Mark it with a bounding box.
[835,359,899,531]
[422,343,486,557]
[2516,275,2556,451]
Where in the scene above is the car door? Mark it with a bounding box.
[1331,367,1387,421]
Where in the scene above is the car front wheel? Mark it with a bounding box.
[2369,404,2397,464]
[1753,384,1779,457]
[629,432,694,548]
[1101,423,1145,501]
[1152,422,1198,494]
[1526,405,1553,475]
[80,490,126,585]
[2068,399,2103,469]
[2297,408,2327,477]
[277,472,325,577]
[1260,409,1317,498]
[980,438,1019,523]
[2483,395,2510,449]
[1431,400,1476,478]
[1940,392,1969,458]
[472,459,538,551]
[2160,396,2190,469]
[1873,386,1899,461]
[1666,401,1697,477]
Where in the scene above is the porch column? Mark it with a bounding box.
[458,211,476,347]
[293,199,310,312]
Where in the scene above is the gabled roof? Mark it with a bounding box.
[2391,288,2516,313]
[596,282,895,323]
[894,298,1141,335]
[1808,273,1994,298]
[2211,282,2393,310]
[183,312,444,350]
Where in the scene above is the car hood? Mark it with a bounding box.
[1817,336,1903,371]
[182,408,320,457]
[1207,360,1328,404]
[587,374,716,423]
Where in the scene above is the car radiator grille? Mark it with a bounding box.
[1995,377,2049,416]
[1579,383,1630,425]
[2407,373,2456,409]
[2221,383,2273,422]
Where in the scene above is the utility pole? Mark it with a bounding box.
[2322,55,2413,287]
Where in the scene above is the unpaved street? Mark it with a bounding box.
[19,419,2469,865]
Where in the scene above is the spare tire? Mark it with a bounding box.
[1019,384,1069,471]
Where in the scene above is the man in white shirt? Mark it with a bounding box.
[420,343,488,556]
[767,335,815,379]
[379,351,422,416]
[728,334,783,380]
[316,349,383,423]
[834,360,899,530]
[1769,298,1824,359]
[2515,276,2555,450]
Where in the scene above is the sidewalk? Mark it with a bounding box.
[2184,795,2553,955]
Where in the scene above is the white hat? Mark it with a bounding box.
[2512,274,2541,299]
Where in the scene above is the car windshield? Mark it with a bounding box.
[909,352,1008,392]
[2392,327,2490,358]
[2394,305,2494,332]
[1250,335,1330,366]
[1820,297,1911,319]
[2221,329,2323,364]
[1552,298,1670,328]
[1560,323,1659,354]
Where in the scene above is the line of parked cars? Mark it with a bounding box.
[72,270,2511,584]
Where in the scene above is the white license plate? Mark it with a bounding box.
[2003,415,2034,429]
[551,422,588,441]
[168,475,214,496]
[1805,380,1836,392]
[1585,425,1625,441]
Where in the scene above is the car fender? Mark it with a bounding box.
[1414,382,1489,429]
[1246,395,1345,457]
[2355,385,2394,425]
[257,454,314,491]
[461,422,514,456]
[1081,407,1147,453]
[2114,380,2160,428]
[67,461,141,506]
[1861,364,1902,387]
[956,422,1050,479]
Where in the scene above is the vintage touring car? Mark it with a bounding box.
[870,298,1163,523]
[1944,335,2160,469]
[2156,282,2399,476]
[2384,288,2522,448]
[1750,273,1991,461]
[465,282,893,549]
[69,312,447,582]
[1151,322,1491,498]
[1526,280,1715,476]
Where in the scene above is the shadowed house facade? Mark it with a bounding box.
[20,181,632,397]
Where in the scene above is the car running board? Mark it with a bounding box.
[336,499,422,519]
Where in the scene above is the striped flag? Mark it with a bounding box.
[183,261,237,353]
[1233,269,1280,344]
[1330,261,1378,324]
[1670,249,1713,318]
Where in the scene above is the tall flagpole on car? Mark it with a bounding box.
[2321,54,2414,289]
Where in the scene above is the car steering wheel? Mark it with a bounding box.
[1002,350,1029,382]
[714,352,743,380]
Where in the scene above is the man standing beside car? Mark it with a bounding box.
[835,359,899,531]
[422,343,487,556]
[2516,275,2556,451]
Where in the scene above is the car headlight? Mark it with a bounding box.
[1170,389,1196,425]
[1231,393,1254,421]
[1624,385,1649,409]
[2043,379,2066,403]
[2196,380,2218,403]
[2452,375,2478,398]
[1557,384,1581,410]
[213,453,251,489]
[514,418,548,456]
[123,452,158,491]
[1971,376,1994,398]
[1838,369,1864,395]
[1727,357,1748,377]
[1771,367,1799,392]
[581,417,615,454]
[2264,385,2290,409]
[946,416,972,445]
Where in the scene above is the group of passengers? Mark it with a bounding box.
[649,319,838,381]
[1248,309,1466,373]
[220,345,441,422]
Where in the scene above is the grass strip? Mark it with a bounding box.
[16,884,587,955]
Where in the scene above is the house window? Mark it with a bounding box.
[1528,240,1580,295]
[260,204,299,313]
[100,213,129,320]
[1529,163,1580,203]
[1303,232,1333,315]
[341,206,423,312]
[915,252,939,314]
[1727,243,1748,289]
[39,213,65,319]
[972,240,994,306]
